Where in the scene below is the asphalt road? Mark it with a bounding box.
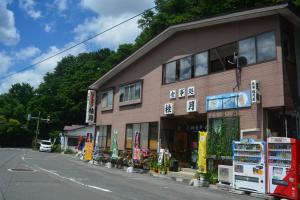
[0,148,260,200]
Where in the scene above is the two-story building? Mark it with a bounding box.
[89,3,300,166]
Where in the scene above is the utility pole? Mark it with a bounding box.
[28,112,50,149]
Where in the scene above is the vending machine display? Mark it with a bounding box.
[267,137,300,200]
[233,139,266,193]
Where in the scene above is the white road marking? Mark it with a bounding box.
[37,167,112,193]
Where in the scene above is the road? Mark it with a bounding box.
[0,148,259,200]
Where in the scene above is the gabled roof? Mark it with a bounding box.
[89,3,299,90]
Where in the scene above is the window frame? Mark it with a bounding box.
[100,88,114,111]
[119,80,143,106]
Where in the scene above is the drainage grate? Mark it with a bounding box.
[8,168,35,172]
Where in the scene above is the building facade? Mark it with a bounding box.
[89,4,300,166]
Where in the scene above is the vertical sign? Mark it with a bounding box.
[85,90,96,124]
[198,131,207,174]
[133,131,141,160]
[250,80,260,104]
[111,129,119,159]
[84,133,93,161]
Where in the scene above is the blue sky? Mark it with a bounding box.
[0,0,155,93]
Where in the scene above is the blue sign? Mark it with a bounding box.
[206,90,251,111]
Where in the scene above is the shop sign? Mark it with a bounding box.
[178,88,185,98]
[187,86,195,96]
[84,133,93,161]
[169,90,176,99]
[186,99,198,112]
[251,80,261,104]
[158,149,165,165]
[111,129,119,159]
[164,103,174,115]
[198,131,207,174]
[85,90,96,124]
[206,90,251,111]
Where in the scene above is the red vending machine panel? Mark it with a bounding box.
[267,137,300,200]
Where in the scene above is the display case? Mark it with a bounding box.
[233,139,266,193]
[267,137,300,200]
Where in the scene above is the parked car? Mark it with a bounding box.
[39,140,52,152]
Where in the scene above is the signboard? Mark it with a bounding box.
[187,86,195,96]
[206,90,251,111]
[158,149,165,165]
[178,88,185,98]
[186,99,197,112]
[251,80,261,103]
[198,131,207,174]
[85,90,96,124]
[111,129,119,159]
[169,90,176,99]
[164,103,174,115]
[84,133,93,161]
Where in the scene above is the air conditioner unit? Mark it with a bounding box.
[218,165,233,184]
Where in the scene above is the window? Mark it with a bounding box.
[209,42,237,73]
[164,61,176,84]
[119,81,142,105]
[125,122,158,150]
[256,32,276,62]
[101,89,113,110]
[239,37,256,65]
[179,56,192,81]
[97,125,111,148]
[195,51,208,77]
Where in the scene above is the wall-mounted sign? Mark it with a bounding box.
[250,80,261,104]
[187,86,195,96]
[178,88,185,98]
[206,90,251,111]
[164,103,174,115]
[186,99,197,112]
[169,90,176,99]
[85,90,96,124]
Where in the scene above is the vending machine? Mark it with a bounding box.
[233,139,266,193]
[267,137,300,200]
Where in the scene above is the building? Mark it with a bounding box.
[63,125,95,150]
[89,3,300,166]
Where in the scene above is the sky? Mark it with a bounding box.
[0,0,155,94]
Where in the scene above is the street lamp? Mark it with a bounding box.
[27,111,50,149]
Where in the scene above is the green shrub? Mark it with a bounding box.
[51,144,62,153]
[64,148,75,154]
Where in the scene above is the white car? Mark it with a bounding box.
[39,140,52,152]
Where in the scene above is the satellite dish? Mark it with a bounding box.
[238,56,247,67]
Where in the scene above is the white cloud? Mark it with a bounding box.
[0,0,20,46]
[55,0,67,12]
[44,24,52,33]
[0,43,87,94]
[75,0,155,49]
[14,46,41,60]
[0,51,12,75]
[80,0,154,16]
[19,0,42,19]
[74,14,141,49]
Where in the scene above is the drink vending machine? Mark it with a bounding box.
[233,139,266,193]
[267,137,300,200]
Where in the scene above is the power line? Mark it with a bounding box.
[0,5,157,81]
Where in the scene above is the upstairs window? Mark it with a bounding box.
[163,61,177,84]
[209,42,237,73]
[101,89,113,110]
[179,56,192,81]
[195,51,208,77]
[119,81,142,105]
[256,31,276,62]
[239,37,256,65]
